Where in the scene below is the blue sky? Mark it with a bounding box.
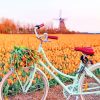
[0,0,100,32]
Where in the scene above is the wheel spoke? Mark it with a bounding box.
[79,63,100,100]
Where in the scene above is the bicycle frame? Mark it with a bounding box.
[36,42,100,95]
[37,43,83,95]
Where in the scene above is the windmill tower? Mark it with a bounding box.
[54,10,68,33]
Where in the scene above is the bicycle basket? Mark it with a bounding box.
[9,46,42,69]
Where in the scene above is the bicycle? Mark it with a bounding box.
[0,24,100,100]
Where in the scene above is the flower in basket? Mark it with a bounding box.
[9,46,42,69]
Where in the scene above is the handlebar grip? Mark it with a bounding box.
[39,24,44,28]
[35,24,44,29]
[48,36,58,40]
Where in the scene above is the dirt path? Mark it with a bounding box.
[9,85,65,100]
[9,84,100,100]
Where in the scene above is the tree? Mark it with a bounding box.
[0,18,17,34]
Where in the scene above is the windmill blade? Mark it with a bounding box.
[59,9,62,18]
[62,18,67,20]
[53,18,59,20]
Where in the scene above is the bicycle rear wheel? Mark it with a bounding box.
[79,63,100,100]
[0,67,49,100]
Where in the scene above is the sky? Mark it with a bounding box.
[0,0,100,32]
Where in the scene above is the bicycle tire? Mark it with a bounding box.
[0,71,13,100]
[0,67,49,100]
[79,63,100,100]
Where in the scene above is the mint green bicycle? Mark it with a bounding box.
[0,24,100,100]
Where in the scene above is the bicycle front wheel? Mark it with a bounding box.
[79,63,100,100]
[0,67,49,100]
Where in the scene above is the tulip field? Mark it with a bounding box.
[0,34,100,97]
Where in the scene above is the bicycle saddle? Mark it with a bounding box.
[74,47,94,55]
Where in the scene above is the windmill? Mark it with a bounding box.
[54,10,68,33]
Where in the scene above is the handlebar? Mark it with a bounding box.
[34,24,58,42]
